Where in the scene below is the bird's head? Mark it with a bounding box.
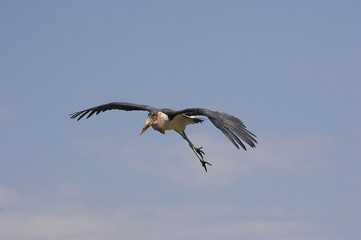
[140,111,158,135]
[140,111,168,135]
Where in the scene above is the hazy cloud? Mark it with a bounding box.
[0,185,18,207]
[0,184,320,240]
[71,132,336,188]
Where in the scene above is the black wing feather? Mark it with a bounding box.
[171,108,257,150]
[70,103,257,150]
[70,102,158,121]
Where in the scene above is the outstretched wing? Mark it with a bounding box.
[170,108,257,150]
[70,102,158,121]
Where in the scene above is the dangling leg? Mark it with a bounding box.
[177,130,212,171]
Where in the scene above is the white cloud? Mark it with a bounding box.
[1,214,111,240]
[0,184,320,240]
[71,132,336,189]
[246,133,336,172]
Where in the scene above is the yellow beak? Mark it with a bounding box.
[140,117,154,135]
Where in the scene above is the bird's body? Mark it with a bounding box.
[144,111,203,134]
[70,102,257,171]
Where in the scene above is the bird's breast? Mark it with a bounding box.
[162,115,189,132]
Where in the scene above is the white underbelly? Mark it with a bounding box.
[163,115,194,132]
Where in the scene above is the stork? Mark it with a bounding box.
[70,102,257,171]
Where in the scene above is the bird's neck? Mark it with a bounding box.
[151,112,169,134]
[156,112,169,124]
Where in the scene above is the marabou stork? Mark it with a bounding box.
[70,102,257,171]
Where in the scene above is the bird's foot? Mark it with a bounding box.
[200,159,212,172]
[194,147,211,171]
[195,147,205,159]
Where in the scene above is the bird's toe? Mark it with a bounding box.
[201,160,212,172]
[195,147,205,158]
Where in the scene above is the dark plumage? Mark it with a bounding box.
[70,102,257,171]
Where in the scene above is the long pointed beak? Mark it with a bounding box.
[140,117,153,135]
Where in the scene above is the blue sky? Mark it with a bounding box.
[1,1,360,239]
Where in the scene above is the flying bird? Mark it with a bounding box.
[70,102,257,171]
